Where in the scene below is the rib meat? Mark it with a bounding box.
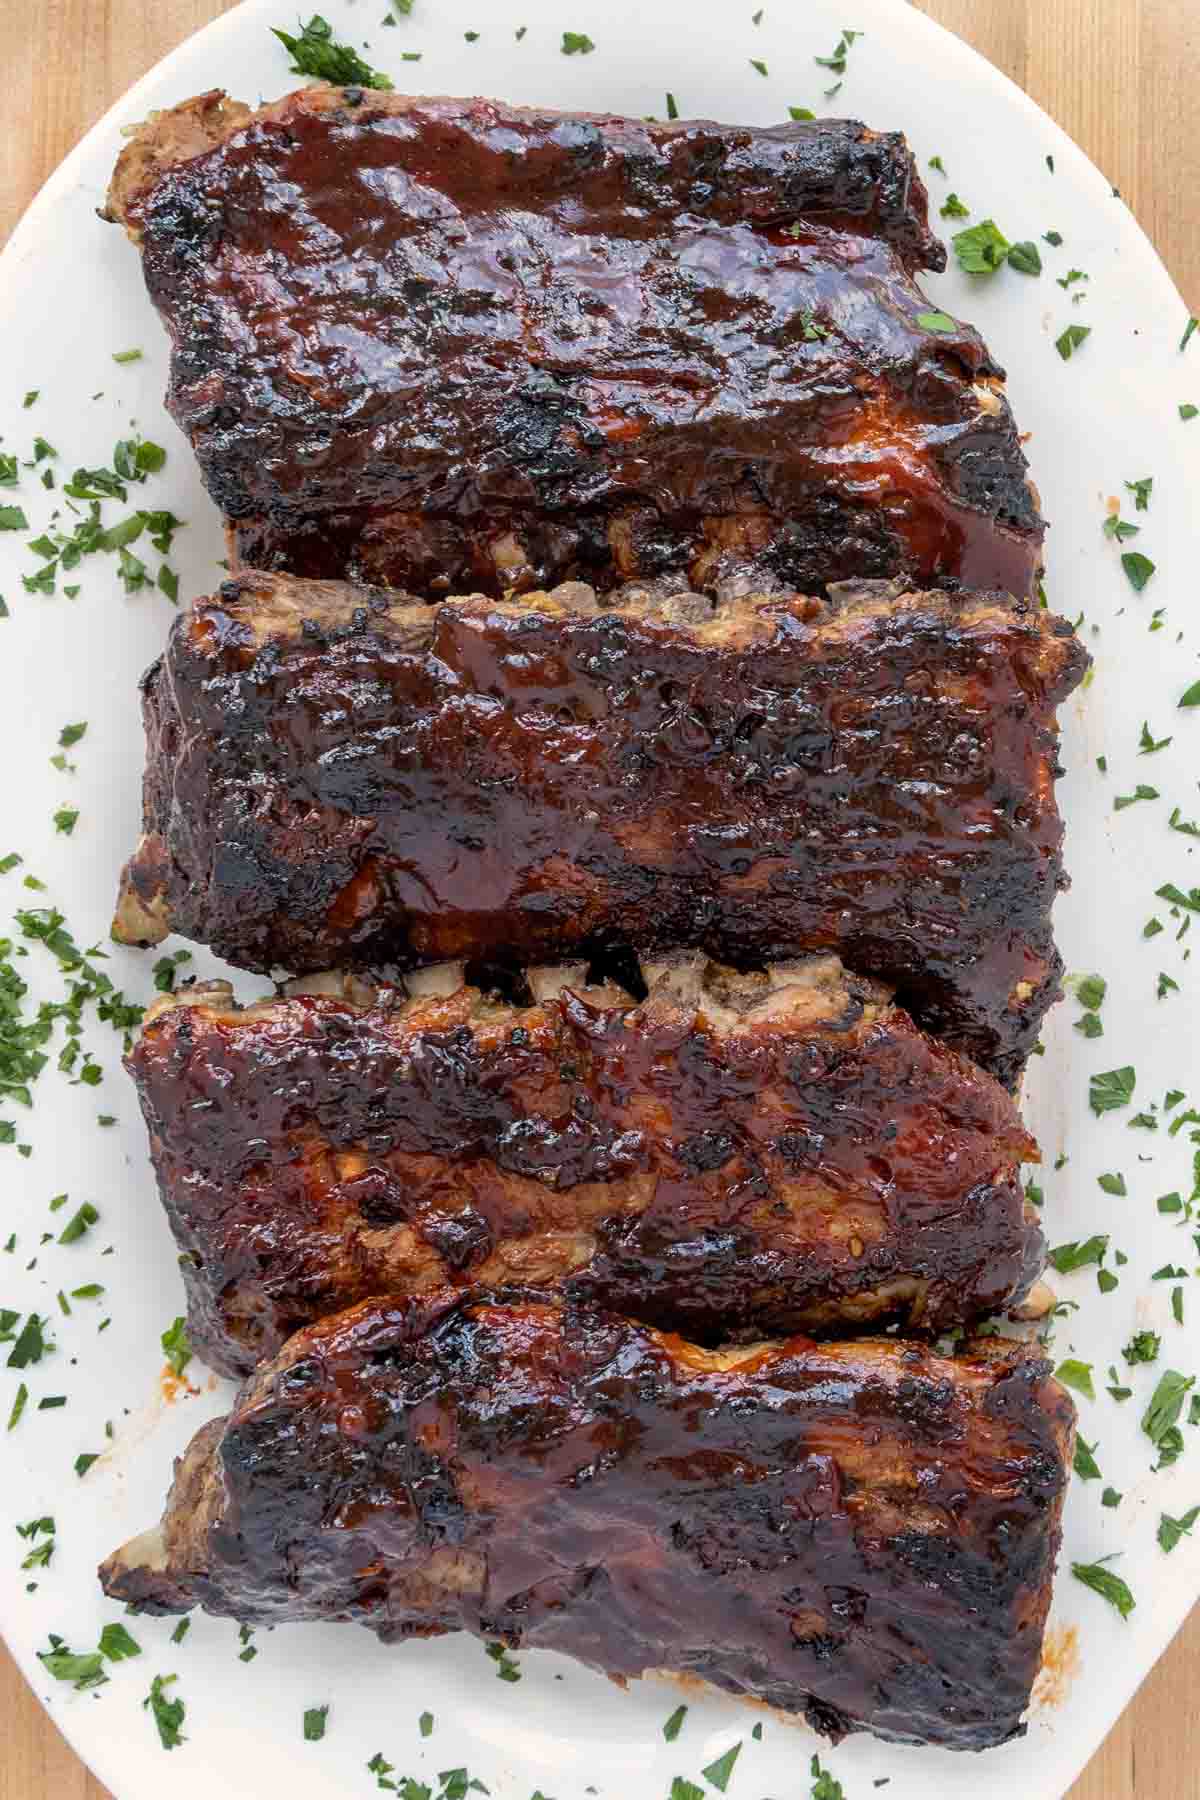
[100,1293,1075,1751]
[105,88,1044,599]
[125,955,1043,1377]
[114,572,1089,1082]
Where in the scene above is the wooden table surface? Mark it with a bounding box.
[1,1,1197,1795]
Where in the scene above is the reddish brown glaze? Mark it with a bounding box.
[100,1294,1075,1751]
[115,572,1089,1082]
[107,88,1043,598]
[127,957,1043,1377]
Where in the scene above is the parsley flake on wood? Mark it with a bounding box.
[272,15,393,88]
[144,1672,187,1749]
[1072,1559,1135,1620]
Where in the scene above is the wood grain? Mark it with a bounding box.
[0,2,1196,1796]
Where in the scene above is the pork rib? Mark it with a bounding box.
[100,1294,1075,1751]
[125,954,1044,1377]
[105,88,1043,598]
[114,572,1089,1082]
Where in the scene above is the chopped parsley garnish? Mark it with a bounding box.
[1125,1331,1161,1365]
[669,1783,703,1800]
[52,806,79,837]
[810,1755,847,1800]
[1103,514,1139,541]
[788,106,816,121]
[701,1742,742,1792]
[749,58,768,75]
[1121,551,1156,591]
[304,1704,329,1741]
[113,349,143,365]
[1044,229,1064,246]
[952,219,1009,273]
[1073,1435,1102,1480]
[152,949,192,993]
[272,15,393,88]
[1072,1559,1135,1620]
[420,1711,434,1737]
[161,1316,192,1379]
[814,30,861,78]
[58,1200,98,1244]
[1126,476,1153,511]
[1181,403,1198,420]
[99,1622,143,1662]
[38,1635,107,1690]
[170,1618,190,1646]
[1181,316,1199,352]
[1047,1236,1108,1273]
[485,1641,520,1682]
[1007,240,1042,276]
[1158,1506,1200,1552]
[17,1517,55,1571]
[1090,1066,1136,1116]
[1055,1358,1095,1400]
[7,1312,51,1368]
[1097,1172,1126,1196]
[916,310,957,334]
[1056,323,1091,361]
[1142,1369,1194,1470]
[74,1452,99,1477]
[562,31,595,53]
[1102,1486,1123,1508]
[666,93,679,120]
[1157,883,1200,913]
[939,193,969,219]
[1069,973,1106,1010]
[663,1704,688,1741]
[1139,720,1171,753]
[144,1672,187,1749]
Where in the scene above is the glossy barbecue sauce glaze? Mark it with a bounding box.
[101,1295,1076,1753]
[130,968,1043,1376]
[121,578,1089,1082]
[115,91,1044,598]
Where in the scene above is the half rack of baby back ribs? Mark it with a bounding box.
[125,954,1046,1379]
[101,1293,1076,1752]
[103,88,1044,600]
[114,572,1089,1084]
